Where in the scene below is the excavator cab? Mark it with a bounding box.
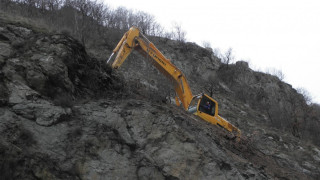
[188,94,216,114]
[198,95,216,116]
[188,94,219,122]
[196,94,221,126]
[188,94,241,138]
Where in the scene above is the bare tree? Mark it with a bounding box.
[204,73,218,97]
[222,48,234,66]
[297,87,312,105]
[266,68,285,81]
[201,41,211,49]
[113,6,129,30]
[213,48,222,59]
[171,22,187,43]
[162,31,173,40]
[136,11,154,34]
[150,23,164,37]
[90,0,106,25]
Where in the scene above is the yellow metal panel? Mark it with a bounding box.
[112,41,133,69]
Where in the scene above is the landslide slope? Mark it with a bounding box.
[0,13,320,180]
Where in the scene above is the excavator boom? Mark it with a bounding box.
[107,26,241,139]
[109,27,193,110]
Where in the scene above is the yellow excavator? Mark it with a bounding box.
[107,26,241,139]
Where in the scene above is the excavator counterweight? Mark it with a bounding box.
[107,26,241,139]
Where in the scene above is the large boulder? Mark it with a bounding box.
[7,81,71,126]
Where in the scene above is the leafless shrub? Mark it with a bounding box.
[213,48,222,59]
[297,87,312,105]
[201,41,212,50]
[221,48,234,66]
[171,22,187,43]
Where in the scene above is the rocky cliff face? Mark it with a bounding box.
[0,14,320,180]
[104,36,320,147]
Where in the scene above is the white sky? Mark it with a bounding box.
[104,0,320,103]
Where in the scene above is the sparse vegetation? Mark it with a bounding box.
[171,22,187,43]
[0,0,184,48]
[221,48,235,66]
[265,67,285,81]
[201,41,212,50]
[297,87,313,105]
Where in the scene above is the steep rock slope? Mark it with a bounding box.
[0,14,320,180]
[101,36,320,147]
[0,16,262,179]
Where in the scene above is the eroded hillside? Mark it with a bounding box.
[0,13,320,180]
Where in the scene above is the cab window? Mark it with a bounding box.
[198,96,215,116]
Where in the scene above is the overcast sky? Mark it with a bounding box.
[104,0,320,103]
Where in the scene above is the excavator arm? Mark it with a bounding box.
[107,26,241,139]
[108,26,193,110]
